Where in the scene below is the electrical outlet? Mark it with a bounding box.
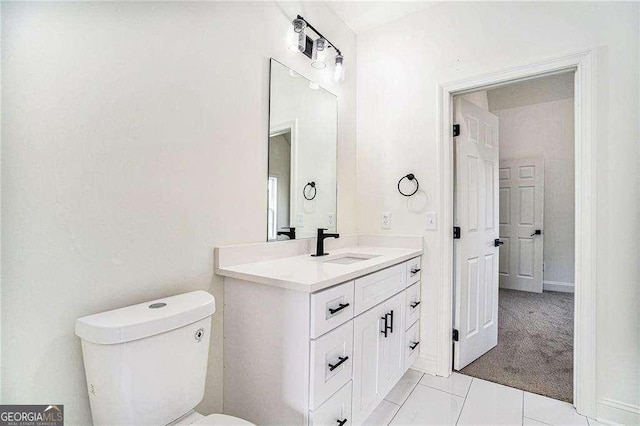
[296,213,304,227]
[426,212,437,230]
[381,212,391,229]
[327,213,335,227]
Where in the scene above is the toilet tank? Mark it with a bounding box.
[75,291,215,426]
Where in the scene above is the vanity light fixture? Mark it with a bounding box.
[288,18,307,53]
[311,38,327,69]
[289,15,344,83]
[333,54,345,82]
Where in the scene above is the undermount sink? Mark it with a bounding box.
[321,253,380,265]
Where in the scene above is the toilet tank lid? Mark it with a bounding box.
[75,291,215,344]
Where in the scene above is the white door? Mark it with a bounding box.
[453,98,500,370]
[352,303,386,425]
[378,292,406,397]
[498,158,544,293]
[352,291,406,425]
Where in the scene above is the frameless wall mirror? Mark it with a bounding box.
[268,59,338,241]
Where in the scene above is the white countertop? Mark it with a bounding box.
[215,245,422,293]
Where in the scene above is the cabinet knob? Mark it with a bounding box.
[337,419,348,426]
[411,268,421,274]
[410,301,421,308]
[409,341,420,350]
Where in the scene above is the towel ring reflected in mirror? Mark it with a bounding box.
[303,181,317,200]
[397,173,419,197]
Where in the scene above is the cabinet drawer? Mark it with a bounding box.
[310,321,354,410]
[311,281,355,339]
[309,381,352,426]
[405,283,421,329]
[354,263,406,315]
[405,321,420,369]
[406,257,422,286]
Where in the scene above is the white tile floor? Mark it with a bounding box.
[364,369,600,426]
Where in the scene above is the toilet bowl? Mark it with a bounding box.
[170,411,252,426]
[75,291,253,426]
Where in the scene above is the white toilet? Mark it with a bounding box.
[75,291,253,426]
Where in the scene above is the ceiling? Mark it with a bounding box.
[325,1,437,34]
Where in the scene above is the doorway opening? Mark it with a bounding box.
[452,73,575,402]
[436,49,596,418]
[268,127,293,241]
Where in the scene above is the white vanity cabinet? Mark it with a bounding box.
[352,291,406,424]
[222,255,422,426]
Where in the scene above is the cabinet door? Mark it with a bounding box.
[352,303,386,425]
[379,291,406,398]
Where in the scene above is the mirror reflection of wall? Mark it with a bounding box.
[268,131,291,240]
[268,59,337,241]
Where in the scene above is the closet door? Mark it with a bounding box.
[379,291,406,398]
[352,303,386,425]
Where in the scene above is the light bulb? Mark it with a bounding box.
[287,26,299,52]
[311,38,327,69]
[291,18,307,54]
[333,54,345,82]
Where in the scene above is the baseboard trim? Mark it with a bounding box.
[411,354,438,375]
[596,397,640,425]
[543,280,575,293]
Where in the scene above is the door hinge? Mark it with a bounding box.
[453,227,461,239]
[452,329,459,342]
[453,124,460,137]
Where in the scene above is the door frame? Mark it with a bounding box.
[269,119,297,237]
[435,49,597,417]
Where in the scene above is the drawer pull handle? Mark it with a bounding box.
[328,303,350,315]
[410,301,421,308]
[409,341,420,350]
[381,310,394,337]
[411,268,421,274]
[337,419,348,426]
[381,314,388,337]
[328,356,349,371]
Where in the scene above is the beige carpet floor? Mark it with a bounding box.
[460,288,574,402]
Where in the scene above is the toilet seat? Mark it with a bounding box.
[193,414,254,425]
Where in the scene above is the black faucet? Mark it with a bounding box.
[277,227,296,240]
[312,228,340,257]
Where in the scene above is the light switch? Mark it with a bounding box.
[426,212,437,230]
[296,213,304,227]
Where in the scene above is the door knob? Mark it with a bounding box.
[494,239,504,247]
[531,229,542,237]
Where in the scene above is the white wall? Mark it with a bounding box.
[489,90,575,288]
[357,2,639,423]
[1,2,356,423]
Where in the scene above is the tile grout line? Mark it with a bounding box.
[415,381,468,398]
[386,373,425,425]
[455,377,474,426]
[523,416,553,426]
[522,390,525,425]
